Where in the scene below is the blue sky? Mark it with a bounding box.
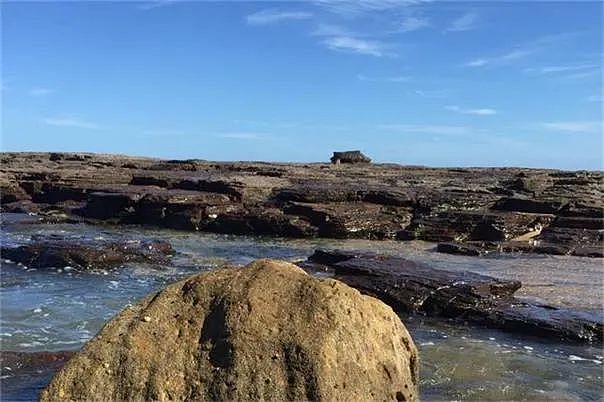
[2,1,602,169]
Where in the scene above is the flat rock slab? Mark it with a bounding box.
[303,249,603,344]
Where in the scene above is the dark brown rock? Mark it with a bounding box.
[436,242,485,256]
[304,249,603,343]
[1,239,173,270]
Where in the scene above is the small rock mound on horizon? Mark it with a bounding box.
[40,259,418,402]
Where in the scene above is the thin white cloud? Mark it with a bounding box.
[322,36,392,57]
[138,0,181,10]
[313,0,425,16]
[311,24,353,37]
[43,117,101,130]
[357,74,411,82]
[398,17,430,32]
[500,49,534,61]
[542,121,602,134]
[30,87,52,97]
[414,89,451,99]
[216,132,269,140]
[464,32,583,68]
[446,12,479,32]
[464,58,488,67]
[246,9,312,25]
[565,68,600,80]
[445,105,497,116]
[378,124,472,135]
[524,64,598,74]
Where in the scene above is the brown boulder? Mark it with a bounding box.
[40,259,418,402]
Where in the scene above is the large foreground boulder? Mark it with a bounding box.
[40,259,418,402]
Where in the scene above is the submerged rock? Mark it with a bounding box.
[40,259,418,402]
[303,249,603,343]
[1,239,173,270]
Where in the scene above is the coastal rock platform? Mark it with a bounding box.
[1,152,602,257]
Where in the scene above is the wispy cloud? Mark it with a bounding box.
[464,58,488,67]
[445,105,497,116]
[313,0,425,16]
[322,36,393,57]
[446,12,479,32]
[30,87,52,97]
[524,64,598,74]
[464,32,583,68]
[542,121,602,134]
[43,117,101,130]
[357,74,411,82]
[216,132,270,140]
[414,89,451,99]
[565,68,600,80]
[378,124,472,135]
[398,16,430,33]
[246,9,312,25]
[138,0,181,10]
[310,23,353,37]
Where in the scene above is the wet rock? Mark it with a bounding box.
[1,200,42,214]
[1,351,74,373]
[1,239,173,270]
[571,247,604,258]
[40,259,419,402]
[1,351,75,401]
[436,242,485,256]
[304,249,602,343]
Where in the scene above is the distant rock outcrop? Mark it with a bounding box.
[40,259,419,402]
[330,150,371,164]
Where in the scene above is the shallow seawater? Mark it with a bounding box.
[1,214,603,401]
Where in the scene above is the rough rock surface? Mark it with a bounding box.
[40,259,418,402]
[1,239,173,270]
[2,152,602,257]
[302,249,603,344]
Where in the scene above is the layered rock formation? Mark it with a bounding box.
[40,259,418,402]
[1,152,602,256]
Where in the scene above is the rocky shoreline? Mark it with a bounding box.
[300,249,602,344]
[1,152,602,257]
